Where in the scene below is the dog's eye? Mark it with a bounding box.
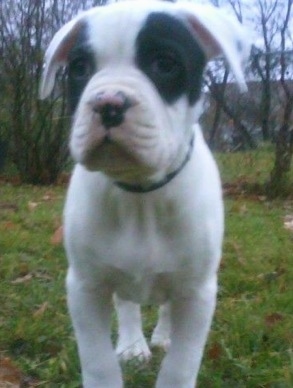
[150,54,181,77]
[69,57,92,80]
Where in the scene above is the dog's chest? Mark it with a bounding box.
[96,190,180,274]
[65,169,201,303]
[97,197,183,303]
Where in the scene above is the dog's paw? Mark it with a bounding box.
[116,337,152,363]
[150,332,171,351]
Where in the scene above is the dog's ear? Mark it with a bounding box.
[39,15,85,99]
[177,3,251,92]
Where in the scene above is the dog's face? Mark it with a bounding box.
[40,0,249,185]
[66,9,206,183]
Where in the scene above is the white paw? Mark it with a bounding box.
[116,337,152,363]
[150,332,171,351]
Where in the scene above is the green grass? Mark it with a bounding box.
[0,150,292,387]
[216,145,277,185]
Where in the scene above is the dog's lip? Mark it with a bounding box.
[95,138,140,161]
[73,128,115,144]
[80,135,130,161]
[79,136,156,180]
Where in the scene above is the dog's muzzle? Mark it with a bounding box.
[85,88,195,194]
[88,91,194,194]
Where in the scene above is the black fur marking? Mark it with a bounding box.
[136,12,206,105]
[67,23,96,113]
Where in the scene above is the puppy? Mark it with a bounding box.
[40,1,249,387]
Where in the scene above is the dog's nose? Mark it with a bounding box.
[91,91,132,128]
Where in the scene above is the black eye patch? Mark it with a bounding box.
[67,24,96,113]
[136,12,206,105]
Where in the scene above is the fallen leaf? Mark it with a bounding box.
[0,357,21,385]
[42,193,53,201]
[2,222,17,230]
[207,342,223,361]
[0,357,40,387]
[265,312,284,327]
[33,302,49,318]
[50,225,63,245]
[11,273,33,285]
[27,201,39,211]
[284,215,293,232]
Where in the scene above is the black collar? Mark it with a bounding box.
[115,134,195,194]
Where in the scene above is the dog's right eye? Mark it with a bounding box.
[69,57,92,80]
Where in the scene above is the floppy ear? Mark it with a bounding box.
[176,3,251,92]
[39,15,85,99]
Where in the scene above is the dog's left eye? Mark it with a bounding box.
[69,57,92,80]
[150,53,181,77]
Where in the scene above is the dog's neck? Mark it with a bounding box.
[115,134,195,193]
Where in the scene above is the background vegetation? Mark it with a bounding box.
[0,0,292,196]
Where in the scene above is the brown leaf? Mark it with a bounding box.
[27,201,39,212]
[207,342,223,361]
[2,222,18,230]
[11,273,33,285]
[265,313,284,327]
[50,225,63,245]
[42,192,54,201]
[33,302,49,318]
[0,357,22,385]
[284,215,293,232]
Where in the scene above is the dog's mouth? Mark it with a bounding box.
[80,136,155,181]
[77,127,195,193]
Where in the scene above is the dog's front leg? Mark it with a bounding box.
[114,295,151,362]
[66,268,123,388]
[156,276,218,388]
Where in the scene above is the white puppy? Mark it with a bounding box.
[40,1,249,387]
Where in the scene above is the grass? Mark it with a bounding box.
[216,144,276,184]
[0,149,292,387]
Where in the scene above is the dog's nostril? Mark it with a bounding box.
[92,91,132,129]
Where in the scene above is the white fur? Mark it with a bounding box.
[64,127,223,388]
[41,2,249,387]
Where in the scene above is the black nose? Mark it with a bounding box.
[92,91,132,128]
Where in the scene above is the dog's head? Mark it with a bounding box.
[40,0,249,189]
